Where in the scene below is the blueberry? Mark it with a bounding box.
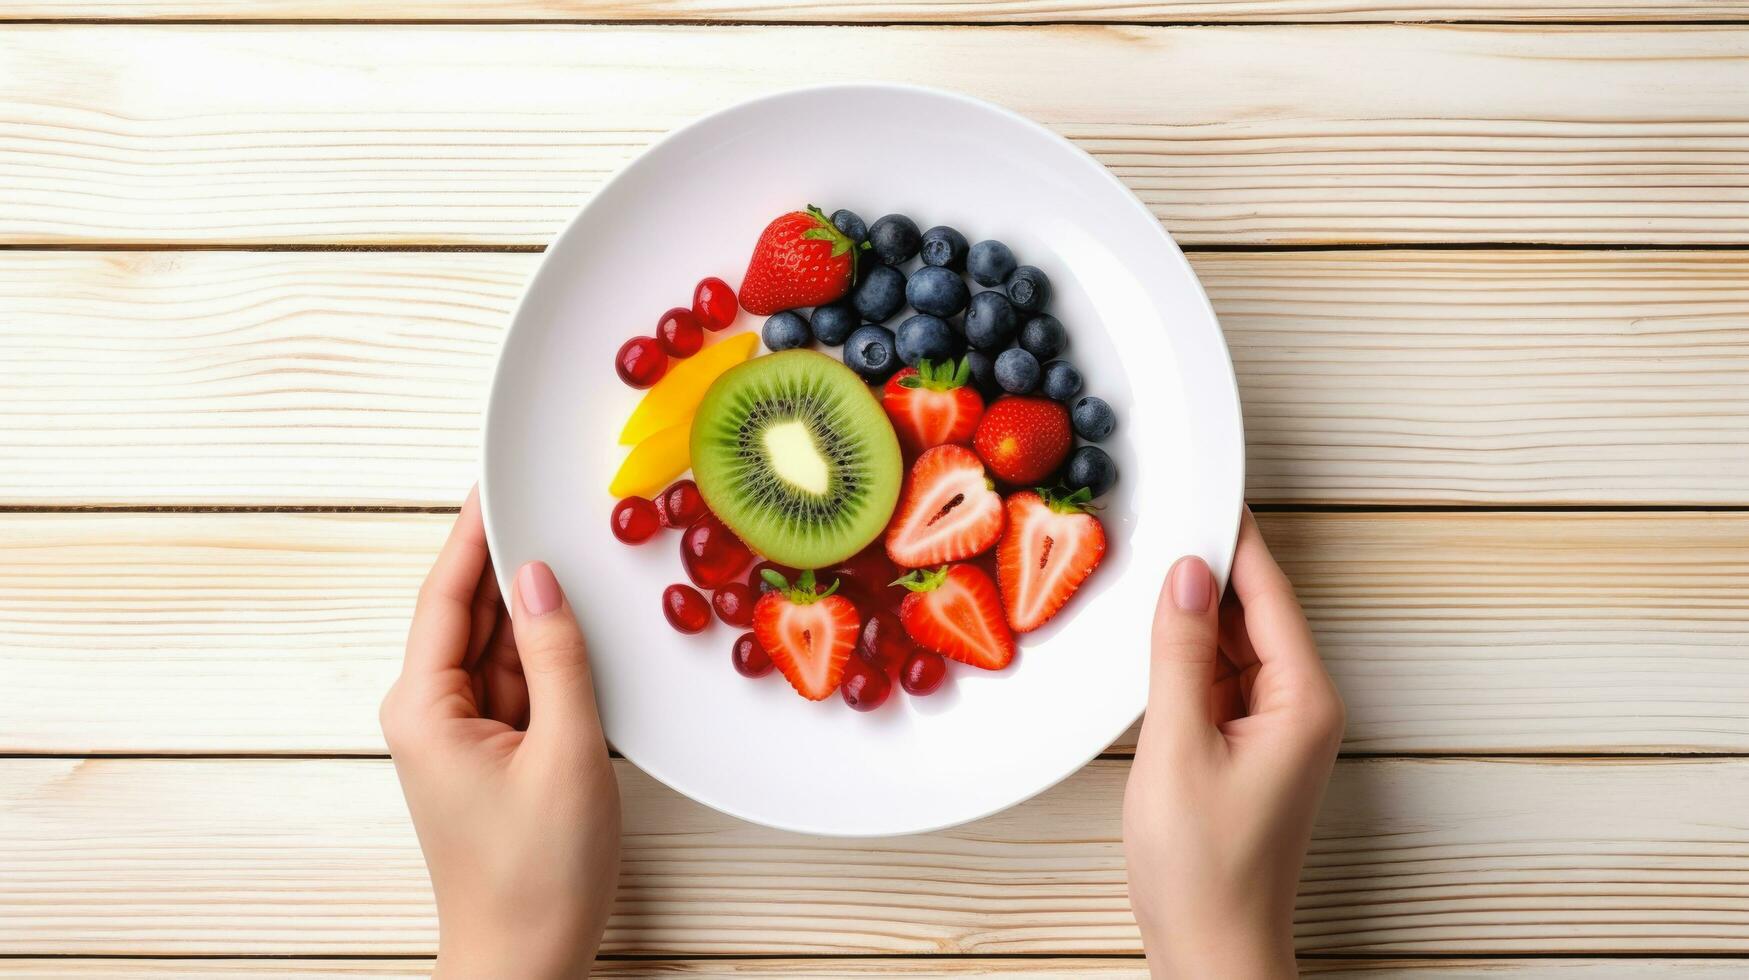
[920,225,969,270]
[963,349,1000,397]
[1071,395,1116,441]
[809,301,858,346]
[906,265,970,318]
[1040,360,1083,402]
[868,214,921,266]
[1065,445,1117,498]
[994,347,1041,394]
[843,324,900,382]
[762,311,810,351]
[1005,265,1051,314]
[1019,314,1067,361]
[830,208,868,243]
[852,264,906,323]
[895,314,957,366]
[964,290,1018,350]
[967,240,1016,287]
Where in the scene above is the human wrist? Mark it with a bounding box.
[434,921,595,980]
[1140,914,1295,979]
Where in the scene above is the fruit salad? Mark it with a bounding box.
[608,206,1120,712]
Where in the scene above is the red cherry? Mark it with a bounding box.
[899,650,947,696]
[656,479,707,529]
[656,307,704,358]
[732,632,774,678]
[749,559,798,594]
[857,609,913,671]
[693,277,738,331]
[829,542,905,611]
[680,514,753,590]
[840,660,893,711]
[712,581,755,627]
[616,336,667,388]
[662,584,711,634]
[610,496,661,544]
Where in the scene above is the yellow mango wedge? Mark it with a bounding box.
[609,421,691,499]
[619,331,759,445]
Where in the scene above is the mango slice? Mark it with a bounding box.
[619,331,759,446]
[609,421,691,499]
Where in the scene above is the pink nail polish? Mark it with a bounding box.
[517,561,563,617]
[1171,556,1212,613]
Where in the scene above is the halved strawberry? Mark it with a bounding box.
[885,445,1005,568]
[739,206,864,316]
[896,564,1015,671]
[752,569,862,701]
[882,359,985,456]
[997,488,1107,632]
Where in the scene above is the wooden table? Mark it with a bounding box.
[3,2,1747,977]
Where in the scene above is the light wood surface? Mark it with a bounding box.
[5,26,1747,247]
[7,0,1747,21]
[4,757,1747,955]
[7,249,1746,507]
[5,959,1748,978]
[5,510,1746,755]
[8,2,1746,974]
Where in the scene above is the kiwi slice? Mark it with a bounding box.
[691,350,902,570]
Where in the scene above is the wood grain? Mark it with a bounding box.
[4,757,1747,955]
[4,510,1746,755]
[6,249,1747,507]
[7,0,1747,23]
[4,26,1747,246]
[5,959,1749,978]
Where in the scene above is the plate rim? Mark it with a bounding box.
[479,82,1246,836]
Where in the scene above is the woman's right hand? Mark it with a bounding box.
[1122,508,1345,978]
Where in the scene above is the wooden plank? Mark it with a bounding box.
[3,757,1747,954]
[4,959,1748,979]
[7,249,1748,507]
[6,0,1747,23]
[4,510,1746,755]
[3,26,1747,247]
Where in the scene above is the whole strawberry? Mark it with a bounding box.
[972,396,1072,485]
[740,206,863,316]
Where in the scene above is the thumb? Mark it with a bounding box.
[510,560,605,743]
[1142,555,1220,752]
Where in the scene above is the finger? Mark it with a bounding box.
[1142,554,1222,750]
[1218,590,1258,670]
[509,560,605,744]
[403,487,489,679]
[1228,508,1322,681]
[479,616,531,730]
[463,564,503,672]
[1210,653,1245,726]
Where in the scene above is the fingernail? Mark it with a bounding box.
[1170,556,1213,613]
[517,561,563,617]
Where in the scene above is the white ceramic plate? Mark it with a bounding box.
[482,84,1243,837]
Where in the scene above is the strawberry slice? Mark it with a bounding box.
[896,564,1015,670]
[882,358,986,457]
[997,488,1108,632]
[885,445,1005,568]
[752,569,861,701]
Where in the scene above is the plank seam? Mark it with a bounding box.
[3,17,1749,26]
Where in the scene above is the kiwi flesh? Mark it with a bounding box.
[691,350,902,570]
